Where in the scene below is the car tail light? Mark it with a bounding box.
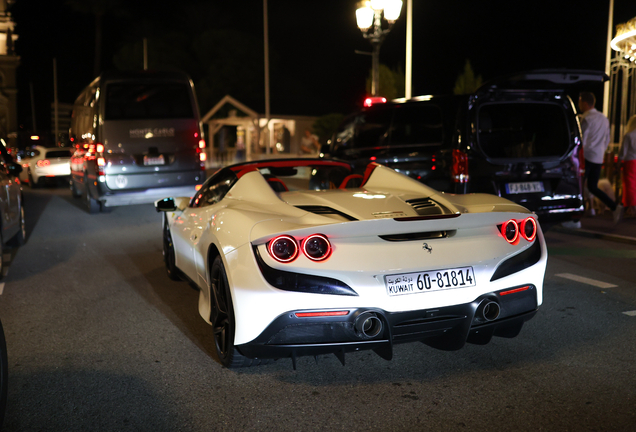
[96,144,104,153]
[452,149,469,183]
[199,152,207,162]
[36,160,50,167]
[199,139,206,149]
[501,219,519,244]
[268,235,299,263]
[520,217,537,242]
[295,310,350,318]
[302,234,332,261]
[363,96,387,107]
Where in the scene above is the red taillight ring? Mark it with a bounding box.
[520,217,537,242]
[302,234,332,261]
[268,235,299,263]
[501,219,519,244]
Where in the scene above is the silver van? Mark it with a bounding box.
[69,70,207,213]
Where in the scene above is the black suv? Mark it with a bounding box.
[325,70,608,225]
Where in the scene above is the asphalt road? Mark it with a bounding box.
[0,187,635,431]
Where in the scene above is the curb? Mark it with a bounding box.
[551,226,636,246]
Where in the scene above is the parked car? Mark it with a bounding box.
[0,141,25,276]
[69,70,207,213]
[18,145,73,188]
[325,70,608,227]
[155,158,547,368]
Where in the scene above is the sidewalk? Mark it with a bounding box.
[552,212,636,245]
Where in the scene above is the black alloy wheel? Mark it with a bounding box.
[210,256,257,368]
[162,216,182,281]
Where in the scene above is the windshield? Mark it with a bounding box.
[477,102,570,159]
[104,83,194,120]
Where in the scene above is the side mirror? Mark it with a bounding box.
[6,162,22,177]
[155,197,176,212]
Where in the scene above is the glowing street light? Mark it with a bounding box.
[356,0,403,96]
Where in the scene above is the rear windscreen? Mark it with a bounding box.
[45,150,72,158]
[390,105,443,145]
[104,83,194,120]
[477,103,570,159]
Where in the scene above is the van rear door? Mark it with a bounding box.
[101,81,203,191]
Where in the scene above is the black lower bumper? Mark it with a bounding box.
[236,284,539,364]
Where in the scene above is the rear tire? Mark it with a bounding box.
[10,203,26,247]
[70,179,82,198]
[210,256,268,368]
[28,171,38,189]
[83,176,100,214]
[0,318,8,428]
[163,216,182,281]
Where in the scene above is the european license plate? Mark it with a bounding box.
[385,267,476,296]
[143,155,165,166]
[505,181,544,194]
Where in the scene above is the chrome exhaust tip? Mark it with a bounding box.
[480,301,501,322]
[354,312,383,338]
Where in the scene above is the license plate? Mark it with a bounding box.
[385,267,476,296]
[143,155,165,166]
[505,181,544,194]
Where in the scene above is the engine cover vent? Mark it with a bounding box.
[405,198,448,216]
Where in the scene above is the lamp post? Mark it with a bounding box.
[356,0,403,96]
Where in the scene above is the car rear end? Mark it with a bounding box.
[32,148,72,182]
[456,70,608,225]
[95,73,206,207]
[231,189,546,362]
[330,96,457,192]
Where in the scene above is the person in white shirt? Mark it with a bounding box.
[300,129,320,155]
[578,91,622,224]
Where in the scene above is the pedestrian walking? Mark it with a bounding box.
[619,115,636,217]
[299,129,320,155]
[578,91,622,224]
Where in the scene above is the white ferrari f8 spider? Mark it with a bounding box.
[155,159,547,368]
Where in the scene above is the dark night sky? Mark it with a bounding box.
[9,0,636,134]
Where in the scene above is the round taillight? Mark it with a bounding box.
[521,217,537,242]
[302,234,332,261]
[268,235,298,263]
[501,219,519,244]
[36,159,50,167]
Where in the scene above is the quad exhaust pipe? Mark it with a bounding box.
[355,312,383,338]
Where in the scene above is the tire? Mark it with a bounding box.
[28,171,38,189]
[10,202,26,247]
[210,256,267,368]
[0,318,7,428]
[70,179,82,198]
[83,176,100,214]
[163,216,182,281]
[0,236,4,281]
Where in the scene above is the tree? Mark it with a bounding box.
[366,64,405,101]
[453,60,483,95]
[312,113,345,145]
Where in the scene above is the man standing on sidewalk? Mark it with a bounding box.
[578,91,622,224]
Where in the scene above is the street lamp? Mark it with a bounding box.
[356,0,403,96]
